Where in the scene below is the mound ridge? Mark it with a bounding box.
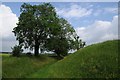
[31,40,119,78]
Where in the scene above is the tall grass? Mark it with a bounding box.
[2,54,57,78]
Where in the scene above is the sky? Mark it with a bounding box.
[0,2,118,52]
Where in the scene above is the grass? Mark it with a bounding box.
[2,54,58,78]
[2,40,119,78]
[29,40,119,78]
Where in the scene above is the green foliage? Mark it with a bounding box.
[45,18,77,57]
[11,45,23,57]
[13,3,59,56]
[30,40,119,78]
[13,3,80,57]
[73,35,86,50]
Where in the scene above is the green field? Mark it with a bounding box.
[2,54,58,78]
[2,40,119,78]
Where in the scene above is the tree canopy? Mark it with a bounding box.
[45,18,76,57]
[13,3,85,57]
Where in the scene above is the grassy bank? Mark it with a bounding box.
[30,40,119,78]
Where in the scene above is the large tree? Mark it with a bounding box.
[13,3,59,56]
[13,3,85,57]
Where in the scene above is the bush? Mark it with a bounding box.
[11,45,23,57]
[26,52,32,56]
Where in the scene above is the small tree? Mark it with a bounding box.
[11,45,23,57]
[74,35,86,50]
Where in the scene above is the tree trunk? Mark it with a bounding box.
[56,52,60,57]
[34,40,39,56]
[55,49,63,59]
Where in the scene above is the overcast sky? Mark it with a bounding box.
[0,2,118,52]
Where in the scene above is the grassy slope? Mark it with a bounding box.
[2,54,57,78]
[30,40,119,78]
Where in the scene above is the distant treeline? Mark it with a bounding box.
[0,52,12,54]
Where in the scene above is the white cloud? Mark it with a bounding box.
[0,4,18,52]
[104,7,118,14]
[0,4,18,38]
[56,4,93,18]
[75,15,118,45]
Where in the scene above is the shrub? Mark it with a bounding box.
[11,45,23,57]
[26,52,32,56]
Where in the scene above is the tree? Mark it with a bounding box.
[45,18,76,58]
[13,3,58,56]
[73,35,86,50]
[11,44,23,57]
[13,3,85,57]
